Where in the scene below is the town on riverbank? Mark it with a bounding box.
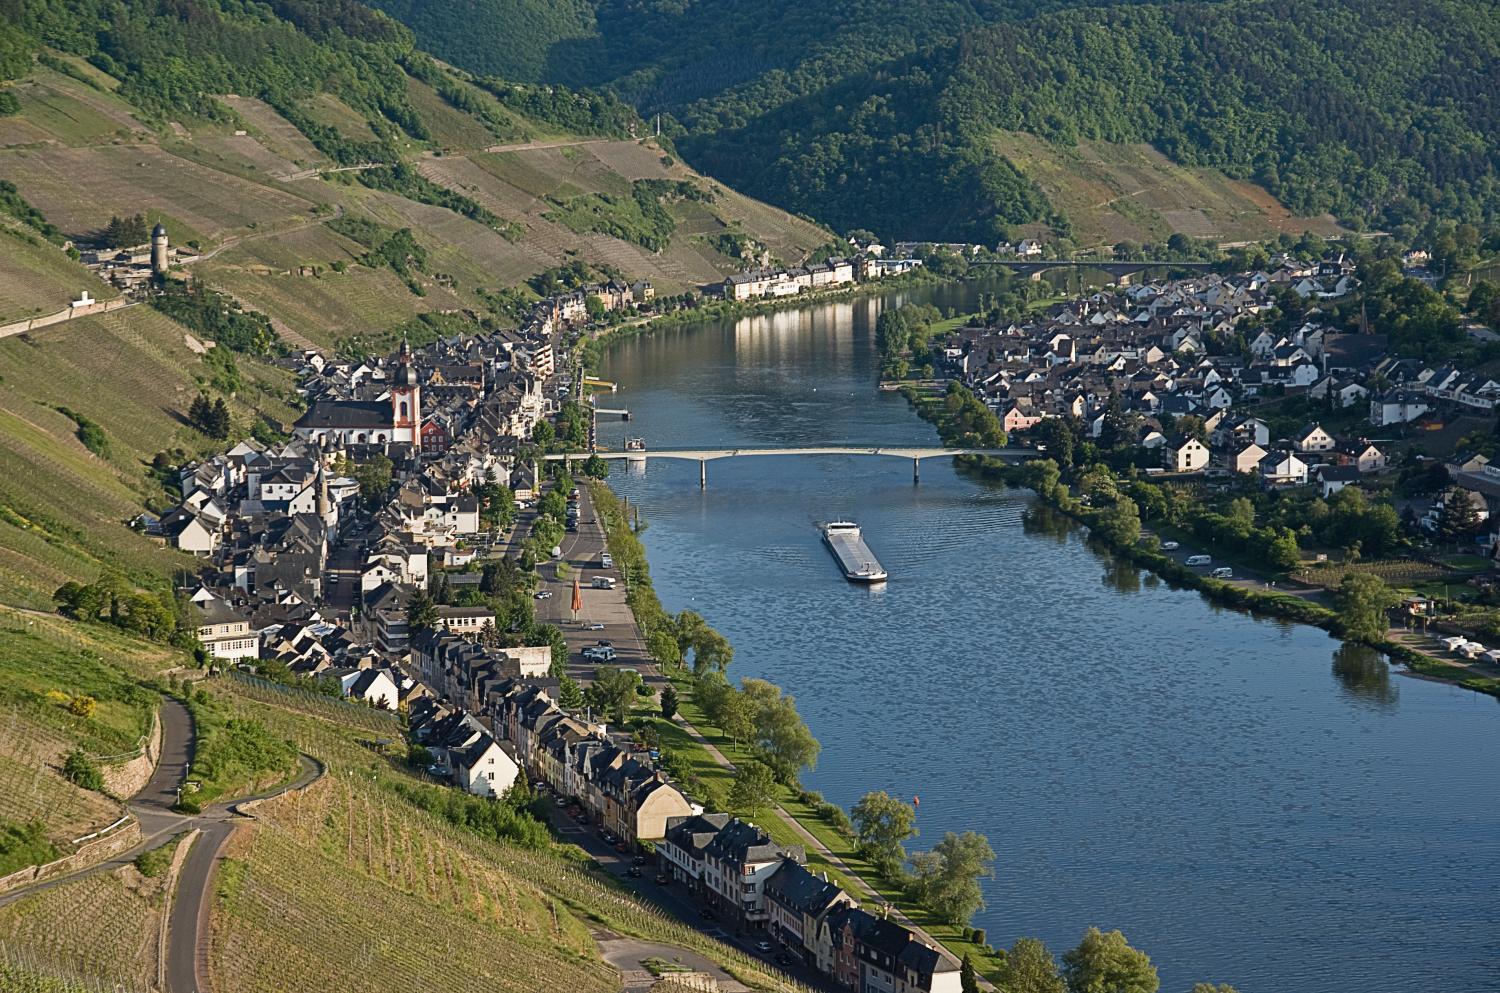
[51,226,1500,992]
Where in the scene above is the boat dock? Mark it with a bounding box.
[822,522,887,582]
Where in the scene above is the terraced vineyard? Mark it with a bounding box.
[0,868,164,989]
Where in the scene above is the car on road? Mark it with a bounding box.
[775,953,793,967]
[596,640,613,648]
[583,646,617,663]
[699,908,715,921]
[586,622,606,630]
[655,873,669,885]
[626,866,642,878]
[631,855,646,865]
[534,590,552,599]
[1160,541,1180,551]
[600,553,613,568]
[755,941,772,954]
[1210,566,1234,579]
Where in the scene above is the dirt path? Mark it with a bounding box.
[481,137,612,155]
[596,931,750,993]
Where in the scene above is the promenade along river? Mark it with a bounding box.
[599,285,1500,993]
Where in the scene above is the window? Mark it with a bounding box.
[399,401,409,420]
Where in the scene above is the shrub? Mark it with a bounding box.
[0,820,59,876]
[62,750,104,792]
[67,694,97,718]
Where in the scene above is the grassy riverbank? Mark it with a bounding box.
[589,481,1007,980]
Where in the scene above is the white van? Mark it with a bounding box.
[1210,566,1233,579]
[600,553,614,569]
[1185,554,1212,566]
[590,576,616,589]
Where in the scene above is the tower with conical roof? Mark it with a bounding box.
[150,222,169,275]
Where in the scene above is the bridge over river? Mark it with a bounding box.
[543,446,1036,486]
[972,258,1217,281]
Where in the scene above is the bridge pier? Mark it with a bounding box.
[699,459,706,489]
[912,457,920,485]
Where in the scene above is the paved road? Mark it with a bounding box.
[166,753,324,993]
[530,486,662,689]
[0,695,322,993]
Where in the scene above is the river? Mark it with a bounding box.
[598,285,1500,993]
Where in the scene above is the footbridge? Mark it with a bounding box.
[543,446,1035,487]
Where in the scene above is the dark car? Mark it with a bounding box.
[654,873,669,885]
[699,908,715,920]
[631,855,647,866]
[626,866,642,878]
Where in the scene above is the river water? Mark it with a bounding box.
[599,287,1500,993]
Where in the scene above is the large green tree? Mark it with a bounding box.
[1333,573,1398,643]
[739,678,819,784]
[850,790,918,875]
[906,830,995,926]
[1062,928,1158,993]
[998,937,1066,993]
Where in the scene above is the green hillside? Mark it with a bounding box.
[381,0,1500,242]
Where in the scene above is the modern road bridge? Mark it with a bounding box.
[543,446,1035,486]
[971,259,1217,281]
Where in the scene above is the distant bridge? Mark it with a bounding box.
[543,446,1035,486]
[971,259,1217,281]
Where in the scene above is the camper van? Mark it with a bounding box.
[1210,567,1233,579]
[1185,554,1212,566]
[591,576,617,589]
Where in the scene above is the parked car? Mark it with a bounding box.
[534,590,552,599]
[586,622,606,630]
[626,866,642,878]
[1160,541,1180,551]
[631,855,647,865]
[1210,566,1234,579]
[755,941,772,954]
[1185,554,1212,566]
[596,640,613,648]
[654,873,669,885]
[600,553,614,568]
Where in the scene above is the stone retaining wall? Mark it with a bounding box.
[0,819,141,896]
[101,709,163,799]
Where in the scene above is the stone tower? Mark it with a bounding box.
[150,222,169,275]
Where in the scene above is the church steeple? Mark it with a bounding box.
[391,336,421,450]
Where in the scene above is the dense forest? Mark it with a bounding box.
[378,0,1500,241]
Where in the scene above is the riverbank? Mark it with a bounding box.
[588,481,1007,983]
[580,268,961,369]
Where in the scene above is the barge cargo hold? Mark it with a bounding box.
[822,521,887,582]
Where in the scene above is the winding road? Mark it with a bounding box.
[0,694,323,993]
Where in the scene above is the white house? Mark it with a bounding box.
[1293,423,1337,453]
[1234,443,1269,475]
[342,668,399,710]
[454,734,520,798]
[1260,451,1310,487]
[1370,391,1429,427]
[1164,436,1210,473]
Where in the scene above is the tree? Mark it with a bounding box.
[718,685,754,748]
[585,666,641,723]
[352,454,394,508]
[1264,527,1302,572]
[659,684,678,720]
[998,937,1066,993]
[729,760,777,813]
[647,628,682,670]
[1062,928,1159,993]
[960,953,981,993]
[531,419,555,448]
[103,213,150,248]
[1334,572,1398,643]
[406,589,438,635]
[739,678,820,783]
[1436,487,1483,547]
[583,454,610,478]
[1095,495,1142,547]
[557,674,584,709]
[906,830,996,926]
[208,398,231,439]
[850,790,918,875]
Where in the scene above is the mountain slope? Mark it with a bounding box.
[380,0,1500,241]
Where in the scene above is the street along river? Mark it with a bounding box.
[600,285,1500,993]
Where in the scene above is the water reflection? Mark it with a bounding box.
[1332,643,1399,709]
[1102,558,1143,595]
[1021,504,1073,544]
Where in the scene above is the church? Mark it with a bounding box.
[293,339,423,449]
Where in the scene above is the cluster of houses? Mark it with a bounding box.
[931,255,1417,485]
[719,255,920,301]
[79,223,199,292]
[150,287,585,705]
[414,620,965,993]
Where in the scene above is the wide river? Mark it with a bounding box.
[599,285,1500,993]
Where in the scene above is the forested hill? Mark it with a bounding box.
[380,0,1500,243]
